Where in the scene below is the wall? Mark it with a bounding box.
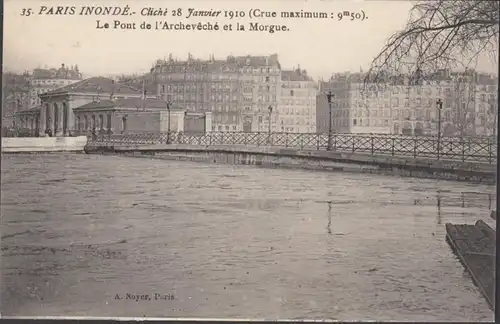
[125,112,161,133]
[2,136,88,153]
[184,113,206,133]
[86,144,496,184]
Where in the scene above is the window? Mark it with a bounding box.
[265,76,270,82]
[352,119,357,126]
[290,90,294,96]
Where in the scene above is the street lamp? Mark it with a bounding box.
[268,105,273,134]
[436,98,443,159]
[166,95,172,144]
[326,91,334,150]
[267,105,273,145]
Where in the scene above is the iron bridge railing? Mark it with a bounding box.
[86,131,498,164]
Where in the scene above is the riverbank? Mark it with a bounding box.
[1,136,88,153]
[84,143,496,184]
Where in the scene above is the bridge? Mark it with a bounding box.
[84,131,497,183]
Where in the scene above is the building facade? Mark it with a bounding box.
[317,72,392,134]
[73,98,188,134]
[29,64,83,109]
[317,69,498,136]
[2,72,31,127]
[17,77,150,136]
[279,68,317,133]
[151,53,282,132]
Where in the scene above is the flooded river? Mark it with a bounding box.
[1,153,495,321]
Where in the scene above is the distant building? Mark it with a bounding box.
[316,69,498,136]
[236,54,281,133]
[151,53,281,132]
[279,68,317,133]
[2,72,31,126]
[29,64,83,108]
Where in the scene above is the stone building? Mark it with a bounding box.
[2,72,31,127]
[151,53,281,132]
[72,98,188,134]
[29,64,83,109]
[279,68,317,133]
[17,76,150,136]
[236,54,281,133]
[316,69,498,136]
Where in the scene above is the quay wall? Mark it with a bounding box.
[2,136,88,153]
[85,144,496,184]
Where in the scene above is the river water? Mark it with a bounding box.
[1,153,496,321]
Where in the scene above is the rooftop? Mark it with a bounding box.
[281,69,313,82]
[42,77,144,96]
[74,98,183,111]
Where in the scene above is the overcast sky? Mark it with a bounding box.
[4,0,498,80]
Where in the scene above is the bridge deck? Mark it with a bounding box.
[445,220,495,309]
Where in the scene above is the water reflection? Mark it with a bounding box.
[326,201,332,235]
[437,194,442,225]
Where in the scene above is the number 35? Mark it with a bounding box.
[21,8,33,16]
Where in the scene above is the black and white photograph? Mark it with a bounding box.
[1,0,499,321]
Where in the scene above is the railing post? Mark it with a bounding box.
[352,136,355,153]
[285,133,288,148]
[300,134,304,149]
[370,135,374,155]
[221,132,224,146]
[316,134,320,151]
[391,138,395,156]
[333,134,337,150]
[436,135,441,160]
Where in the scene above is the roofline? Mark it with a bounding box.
[39,91,148,98]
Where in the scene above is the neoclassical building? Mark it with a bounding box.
[16,76,152,136]
[73,98,188,134]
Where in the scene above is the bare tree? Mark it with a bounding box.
[365,1,499,86]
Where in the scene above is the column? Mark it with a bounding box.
[204,112,212,133]
[40,105,46,135]
[66,102,74,135]
[57,103,64,136]
[30,117,35,134]
[49,104,55,134]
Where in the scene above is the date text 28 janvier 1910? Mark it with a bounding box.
[115,293,175,301]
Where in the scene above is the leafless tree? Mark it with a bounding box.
[365,1,499,86]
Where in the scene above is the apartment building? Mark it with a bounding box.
[279,68,317,133]
[317,69,498,136]
[317,72,392,134]
[152,53,281,132]
[29,64,83,108]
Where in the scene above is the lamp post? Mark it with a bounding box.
[166,95,172,144]
[268,105,272,134]
[436,99,443,159]
[326,91,334,151]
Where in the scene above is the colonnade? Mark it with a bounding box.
[39,102,72,136]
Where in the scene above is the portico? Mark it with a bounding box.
[37,76,147,136]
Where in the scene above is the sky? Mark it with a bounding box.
[4,0,498,80]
